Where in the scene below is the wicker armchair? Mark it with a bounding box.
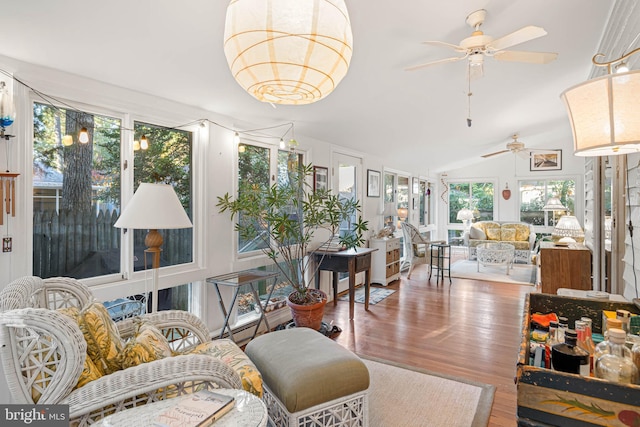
[400,222,446,278]
[0,276,243,426]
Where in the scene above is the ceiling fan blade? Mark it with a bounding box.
[494,50,558,64]
[481,149,509,158]
[404,55,467,71]
[422,40,467,53]
[486,26,547,52]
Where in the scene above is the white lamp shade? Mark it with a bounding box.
[114,183,193,230]
[381,202,397,217]
[456,208,475,221]
[552,215,584,241]
[561,70,640,156]
[223,0,353,105]
[543,197,567,211]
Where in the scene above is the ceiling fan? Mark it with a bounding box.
[405,9,558,78]
[482,134,556,159]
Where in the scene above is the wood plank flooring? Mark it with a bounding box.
[322,258,533,427]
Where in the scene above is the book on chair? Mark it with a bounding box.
[153,390,235,427]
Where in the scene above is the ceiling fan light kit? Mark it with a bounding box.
[223,0,353,106]
[561,48,640,156]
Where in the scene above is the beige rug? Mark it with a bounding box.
[450,259,536,285]
[363,356,495,427]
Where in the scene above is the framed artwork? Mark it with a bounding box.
[367,169,381,197]
[530,150,562,171]
[313,166,329,192]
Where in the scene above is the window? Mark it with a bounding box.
[418,180,431,226]
[519,179,576,227]
[396,175,409,228]
[132,121,193,271]
[33,102,122,279]
[448,181,494,242]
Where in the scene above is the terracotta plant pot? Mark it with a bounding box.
[286,289,328,330]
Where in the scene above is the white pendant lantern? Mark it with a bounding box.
[223,0,353,105]
[561,68,640,156]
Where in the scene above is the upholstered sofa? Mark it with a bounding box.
[463,221,536,264]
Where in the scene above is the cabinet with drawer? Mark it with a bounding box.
[369,237,401,286]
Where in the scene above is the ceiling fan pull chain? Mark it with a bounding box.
[467,63,473,127]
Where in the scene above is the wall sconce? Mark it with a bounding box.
[561,48,640,156]
[223,0,353,105]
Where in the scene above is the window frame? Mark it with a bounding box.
[518,177,579,232]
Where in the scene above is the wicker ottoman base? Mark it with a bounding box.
[246,328,369,427]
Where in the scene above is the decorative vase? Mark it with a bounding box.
[286,289,328,330]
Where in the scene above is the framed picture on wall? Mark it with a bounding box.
[313,166,329,192]
[367,169,381,197]
[531,150,562,171]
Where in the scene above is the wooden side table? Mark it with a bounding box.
[538,242,592,294]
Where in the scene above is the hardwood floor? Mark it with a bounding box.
[322,257,533,427]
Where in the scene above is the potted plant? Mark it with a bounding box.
[216,162,368,330]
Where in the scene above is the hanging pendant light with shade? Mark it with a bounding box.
[223,0,353,105]
[561,48,640,156]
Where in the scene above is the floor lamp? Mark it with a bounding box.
[114,183,193,313]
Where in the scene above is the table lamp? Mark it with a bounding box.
[381,202,397,230]
[552,215,584,244]
[456,208,475,232]
[114,183,193,313]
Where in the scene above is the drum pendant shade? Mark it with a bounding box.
[223,0,353,105]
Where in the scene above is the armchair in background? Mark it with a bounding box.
[400,222,445,278]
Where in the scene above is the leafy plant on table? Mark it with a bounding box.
[217,163,368,305]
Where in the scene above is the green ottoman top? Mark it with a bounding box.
[245,327,370,413]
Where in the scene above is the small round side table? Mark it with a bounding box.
[94,389,267,427]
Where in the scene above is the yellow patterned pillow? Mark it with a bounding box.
[78,301,124,374]
[186,340,263,398]
[501,228,516,241]
[121,319,173,369]
[486,228,501,240]
[57,307,104,389]
[513,223,530,241]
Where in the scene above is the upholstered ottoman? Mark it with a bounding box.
[245,328,369,427]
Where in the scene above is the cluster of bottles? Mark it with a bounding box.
[530,309,640,384]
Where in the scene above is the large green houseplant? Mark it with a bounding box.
[217,162,368,329]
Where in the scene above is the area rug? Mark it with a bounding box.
[337,286,396,305]
[362,356,495,427]
[450,259,536,285]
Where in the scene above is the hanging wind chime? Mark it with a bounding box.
[0,80,18,227]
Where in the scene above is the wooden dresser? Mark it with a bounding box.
[538,242,592,294]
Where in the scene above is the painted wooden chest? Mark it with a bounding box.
[517,293,640,427]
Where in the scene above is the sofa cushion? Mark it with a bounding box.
[58,306,105,388]
[78,301,124,374]
[500,228,516,241]
[486,228,501,240]
[513,223,531,241]
[469,225,486,240]
[120,319,173,369]
[185,339,263,398]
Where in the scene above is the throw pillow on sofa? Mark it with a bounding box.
[501,228,516,241]
[78,301,124,374]
[120,318,173,369]
[469,226,486,240]
[486,228,501,240]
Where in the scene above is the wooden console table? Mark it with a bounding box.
[312,247,377,320]
[538,242,592,294]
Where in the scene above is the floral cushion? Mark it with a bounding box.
[120,318,173,369]
[57,307,105,388]
[486,228,501,240]
[78,301,124,374]
[185,339,263,398]
[500,228,517,241]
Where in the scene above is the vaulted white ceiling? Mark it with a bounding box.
[0,0,626,173]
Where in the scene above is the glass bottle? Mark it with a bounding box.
[557,316,569,344]
[632,341,640,374]
[576,320,595,376]
[617,309,632,335]
[544,320,559,369]
[595,328,639,384]
[552,329,590,376]
[596,318,623,360]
